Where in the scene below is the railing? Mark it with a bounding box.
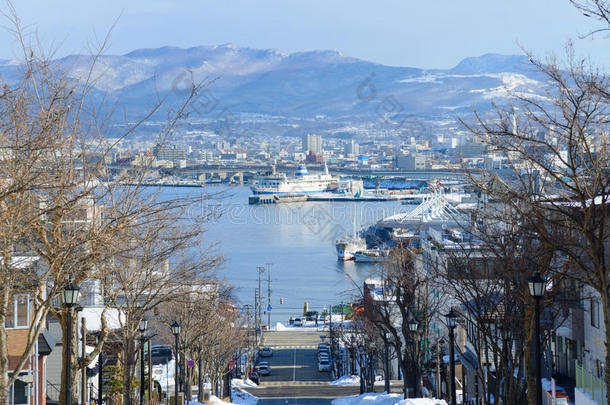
[576,362,606,405]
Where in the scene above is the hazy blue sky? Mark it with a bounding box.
[3,0,607,68]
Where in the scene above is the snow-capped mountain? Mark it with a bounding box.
[0,45,547,120]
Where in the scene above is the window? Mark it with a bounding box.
[591,299,600,328]
[4,295,30,329]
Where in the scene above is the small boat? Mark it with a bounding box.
[353,249,389,263]
[335,238,366,261]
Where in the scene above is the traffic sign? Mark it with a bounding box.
[187,360,195,368]
[267,305,272,312]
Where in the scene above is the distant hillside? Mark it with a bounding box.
[0,45,546,122]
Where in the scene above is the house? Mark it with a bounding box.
[6,256,56,405]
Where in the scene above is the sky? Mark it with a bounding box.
[2,0,608,69]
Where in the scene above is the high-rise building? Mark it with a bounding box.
[344,139,360,156]
[302,134,322,155]
[153,144,187,161]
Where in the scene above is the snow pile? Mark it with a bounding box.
[230,389,259,405]
[273,322,289,331]
[232,378,258,388]
[331,375,361,386]
[332,393,447,405]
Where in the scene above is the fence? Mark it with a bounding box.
[576,362,606,405]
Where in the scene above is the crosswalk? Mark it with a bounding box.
[259,381,331,387]
[268,345,317,349]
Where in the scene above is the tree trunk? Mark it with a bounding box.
[0,287,9,405]
[524,304,536,405]
[58,312,78,405]
[123,339,136,405]
[601,290,610,404]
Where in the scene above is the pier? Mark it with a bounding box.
[248,193,419,204]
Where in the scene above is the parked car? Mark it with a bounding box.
[248,371,259,385]
[318,353,330,362]
[317,343,328,351]
[318,359,330,372]
[260,346,273,357]
[258,362,271,376]
[293,318,303,327]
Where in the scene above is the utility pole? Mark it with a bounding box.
[256,266,265,337]
[254,289,259,346]
[266,263,272,330]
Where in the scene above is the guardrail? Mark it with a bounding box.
[576,362,606,405]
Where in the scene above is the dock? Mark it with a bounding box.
[249,193,419,204]
[249,194,308,204]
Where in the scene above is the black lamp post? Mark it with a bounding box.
[62,283,80,405]
[528,273,546,405]
[96,333,104,405]
[446,310,458,405]
[171,321,181,405]
[139,319,148,405]
[408,319,419,398]
[383,330,390,393]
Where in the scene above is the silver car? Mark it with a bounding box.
[258,362,271,376]
[318,359,330,372]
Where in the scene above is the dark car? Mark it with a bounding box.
[305,311,319,321]
[248,371,259,385]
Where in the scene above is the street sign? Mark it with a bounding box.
[187,360,195,368]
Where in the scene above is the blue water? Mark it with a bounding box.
[159,185,409,324]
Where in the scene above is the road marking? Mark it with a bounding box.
[292,348,297,382]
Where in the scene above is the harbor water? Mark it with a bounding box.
[160,185,411,324]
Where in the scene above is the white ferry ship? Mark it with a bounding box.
[251,165,334,195]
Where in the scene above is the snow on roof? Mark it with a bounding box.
[379,191,468,229]
[3,256,40,269]
[80,307,124,332]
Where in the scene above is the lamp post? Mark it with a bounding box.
[446,310,458,405]
[408,319,419,398]
[528,273,546,405]
[383,330,390,393]
[62,283,80,405]
[139,319,148,405]
[171,321,181,405]
[96,333,104,405]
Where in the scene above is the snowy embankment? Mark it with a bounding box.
[188,389,258,405]
[331,375,361,386]
[231,378,258,388]
[332,393,447,405]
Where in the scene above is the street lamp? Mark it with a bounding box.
[408,319,419,398]
[383,329,390,393]
[62,283,80,405]
[446,309,458,405]
[139,319,148,405]
[171,321,181,405]
[528,272,546,405]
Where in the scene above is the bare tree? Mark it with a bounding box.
[463,45,608,401]
[362,246,444,399]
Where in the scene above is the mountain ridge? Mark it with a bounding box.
[0,44,542,120]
